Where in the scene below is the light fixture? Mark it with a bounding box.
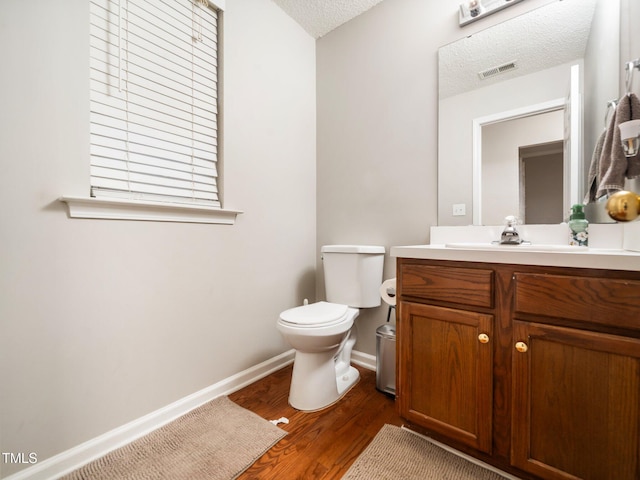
[459,0,524,27]
[468,0,482,18]
[619,119,640,157]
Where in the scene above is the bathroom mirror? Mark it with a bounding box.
[437,0,621,226]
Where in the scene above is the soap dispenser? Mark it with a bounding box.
[568,204,589,246]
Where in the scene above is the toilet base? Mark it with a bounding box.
[336,365,360,396]
[288,351,360,412]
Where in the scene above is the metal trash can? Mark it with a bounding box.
[376,323,396,396]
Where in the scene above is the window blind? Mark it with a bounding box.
[89,0,220,207]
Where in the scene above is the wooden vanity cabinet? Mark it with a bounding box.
[511,321,640,479]
[397,263,496,454]
[396,258,640,480]
[511,272,640,480]
[399,301,494,453]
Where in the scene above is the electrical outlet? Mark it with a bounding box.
[453,204,466,216]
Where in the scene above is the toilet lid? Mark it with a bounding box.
[280,301,350,327]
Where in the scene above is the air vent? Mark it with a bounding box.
[478,60,518,80]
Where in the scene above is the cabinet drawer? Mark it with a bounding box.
[514,273,640,331]
[400,264,494,308]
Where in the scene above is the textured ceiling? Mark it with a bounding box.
[270,0,386,38]
[439,0,598,98]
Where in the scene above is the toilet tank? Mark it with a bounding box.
[321,245,385,308]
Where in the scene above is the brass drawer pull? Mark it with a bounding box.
[515,341,528,353]
[478,333,490,344]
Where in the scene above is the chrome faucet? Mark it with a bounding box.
[500,216,522,245]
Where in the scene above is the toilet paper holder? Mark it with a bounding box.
[386,304,395,322]
[380,278,396,322]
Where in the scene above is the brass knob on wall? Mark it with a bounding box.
[478,333,490,344]
[606,191,640,222]
[515,341,528,353]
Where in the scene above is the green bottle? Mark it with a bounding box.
[568,204,588,247]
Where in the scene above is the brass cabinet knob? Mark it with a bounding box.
[606,190,640,222]
[478,333,490,344]
[515,341,528,353]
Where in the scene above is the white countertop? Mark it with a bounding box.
[390,244,640,271]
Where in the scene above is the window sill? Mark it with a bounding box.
[59,196,242,225]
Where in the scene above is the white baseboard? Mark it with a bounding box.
[351,350,377,371]
[4,350,296,480]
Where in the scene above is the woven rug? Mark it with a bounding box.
[342,424,511,480]
[59,396,286,480]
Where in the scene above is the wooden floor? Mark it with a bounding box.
[229,364,404,480]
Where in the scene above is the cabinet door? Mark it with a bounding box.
[398,301,494,453]
[512,321,640,480]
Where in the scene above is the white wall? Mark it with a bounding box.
[0,0,316,477]
[316,0,554,354]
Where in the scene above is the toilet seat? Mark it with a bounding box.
[279,301,349,328]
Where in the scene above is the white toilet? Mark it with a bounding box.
[277,245,385,411]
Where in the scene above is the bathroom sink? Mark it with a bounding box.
[444,243,588,252]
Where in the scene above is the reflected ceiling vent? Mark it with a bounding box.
[478,60,518,79]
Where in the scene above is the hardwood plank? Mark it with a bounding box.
[229,365,403,480]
